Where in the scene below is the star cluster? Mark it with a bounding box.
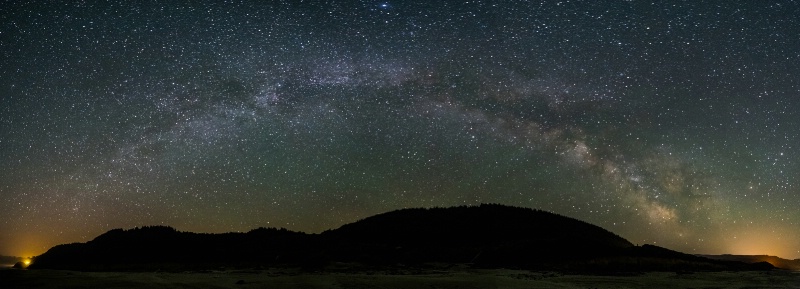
[1,1,798,259]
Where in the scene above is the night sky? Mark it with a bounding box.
[1,1,798,259]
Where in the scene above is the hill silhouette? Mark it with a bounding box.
[0,255,24,266]
[699,254,800,271]
[29,204,771,272]
[31,226,319,271]
[322,204,633,266]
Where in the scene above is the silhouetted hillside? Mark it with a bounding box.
[31,226,318,271]
[28,204,772,272]
[0,255,24,266]
[699,254,800,270]
[322,204,633,266]
[610,244,774,272]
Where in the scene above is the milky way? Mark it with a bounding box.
[1,1,799,259]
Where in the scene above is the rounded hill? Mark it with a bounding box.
[323,204,633,265]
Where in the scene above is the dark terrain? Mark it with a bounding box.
[29,204,771,272]
[700,254,800,271]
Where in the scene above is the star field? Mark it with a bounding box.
[1,1,799,259]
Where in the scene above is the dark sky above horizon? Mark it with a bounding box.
[1,1,798,259]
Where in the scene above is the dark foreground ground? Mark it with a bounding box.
[3,266,800,289]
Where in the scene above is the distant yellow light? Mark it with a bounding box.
[23,259,31,266]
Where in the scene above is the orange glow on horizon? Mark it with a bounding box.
[726,228,796,259]
[730,241,780,256]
